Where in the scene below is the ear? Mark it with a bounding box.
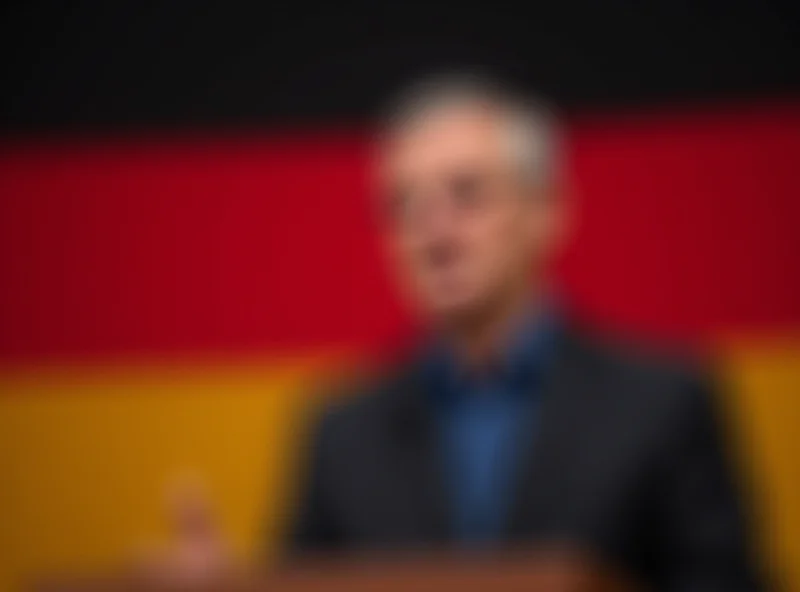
[526,183,573,256]
[550,185,574,251]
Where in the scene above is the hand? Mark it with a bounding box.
[133,474,239,587]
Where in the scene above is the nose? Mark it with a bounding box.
[414,194,463,268]
[416,190,458,238]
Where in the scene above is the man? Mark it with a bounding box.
[154,76,763,590]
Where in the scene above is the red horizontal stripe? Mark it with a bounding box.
[0,105,799,361]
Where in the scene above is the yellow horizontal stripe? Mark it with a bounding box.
[0,343,797,590]
[717,340,800,590]
[0,356,348,591]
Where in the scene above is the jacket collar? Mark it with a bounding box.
[379,313,605,543]
[421,303,560,406]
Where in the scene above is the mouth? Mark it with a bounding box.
[425,241,462,272]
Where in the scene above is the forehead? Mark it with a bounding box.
[380,102,508,178]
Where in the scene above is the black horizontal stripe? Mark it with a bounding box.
[1,1,798,131]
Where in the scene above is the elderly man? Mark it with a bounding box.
[156,77,763,591]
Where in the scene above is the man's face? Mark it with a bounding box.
[379,103,564,322]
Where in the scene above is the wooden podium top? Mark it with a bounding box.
[33,550,637,592]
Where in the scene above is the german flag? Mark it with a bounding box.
[0,3,798,589]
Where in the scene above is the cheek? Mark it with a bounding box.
[471,208,527,265]
[393,235,433,288]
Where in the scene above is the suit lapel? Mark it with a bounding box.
[385,363,452,542]
[506,325,600,540]
[383,323,603,545]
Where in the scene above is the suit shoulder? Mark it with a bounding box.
[305,357,414,443]
[573,327,715,415]
[574,322,703,374]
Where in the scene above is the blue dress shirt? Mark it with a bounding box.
[424,310,557,544]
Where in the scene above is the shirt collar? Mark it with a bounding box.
[423,302,559,406]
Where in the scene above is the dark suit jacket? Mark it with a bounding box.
[285,321,764,591]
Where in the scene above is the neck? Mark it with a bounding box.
[442,279,540,369]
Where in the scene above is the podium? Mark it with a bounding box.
[33,550,637,591]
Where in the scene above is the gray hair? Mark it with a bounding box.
[379,74,562,189]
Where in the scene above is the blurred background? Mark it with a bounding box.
[0,2,798,590]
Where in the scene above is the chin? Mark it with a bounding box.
[427,289,488,323]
